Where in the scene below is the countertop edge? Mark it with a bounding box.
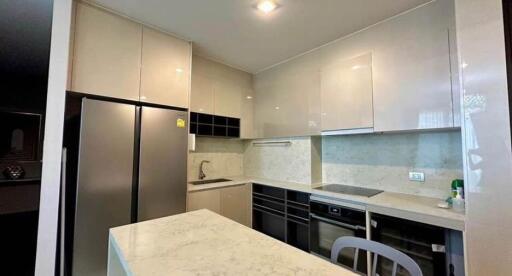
[187,176,465,231]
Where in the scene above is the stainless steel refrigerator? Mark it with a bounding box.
[60,97,187,276]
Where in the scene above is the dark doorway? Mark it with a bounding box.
[0,0,53,275]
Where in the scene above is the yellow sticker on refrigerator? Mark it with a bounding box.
[176,118,186,128]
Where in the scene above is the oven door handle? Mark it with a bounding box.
[311,214,366,231]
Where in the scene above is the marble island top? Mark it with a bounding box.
[188,176,465,231]
[109,209,356,276]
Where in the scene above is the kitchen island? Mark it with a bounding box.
[108,209,355,276]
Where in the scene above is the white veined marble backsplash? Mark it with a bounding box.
[188,130,463,199]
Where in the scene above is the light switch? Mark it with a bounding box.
[409,172,425,182]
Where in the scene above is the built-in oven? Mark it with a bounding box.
[309,196,367,273]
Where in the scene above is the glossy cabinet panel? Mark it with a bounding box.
[187,184,251,226]
[190,56,254,138]
[213,81,242,118]
[71,3,141,100]
[371,10,453,132]
[320,53,373,131]
[140,27,191,108]
[187,189,221,213]
[253,52,321,138]
[190,73,214,114]
[253,0,456,137]
[456,0,512,274]
[240,87,255,139]
[220,184,251,227]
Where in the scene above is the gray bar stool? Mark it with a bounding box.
[331,236,423,276]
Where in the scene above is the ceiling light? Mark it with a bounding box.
[176,68,183,73]
[257,1,277,14]
[275,106,280,110]
[246,96,253,99]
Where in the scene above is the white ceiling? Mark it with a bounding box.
[90,0,431,73]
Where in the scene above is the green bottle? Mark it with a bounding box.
[451,179,464,199]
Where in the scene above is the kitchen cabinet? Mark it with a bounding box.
[213,81,242,118]
[187,188,221,213]
[190,73,214,114]
[71,2,141,101]
[220,184,251,227]
[140,27,191,108]
[371,213,465,276]
[371,11,454,132]
[252,184,310,251]
[189,112,240,138]
[190,56,254,138]
[253,52,321,138]
[253,0,457,136]
[187,183,251,227]
[320,53,374,132]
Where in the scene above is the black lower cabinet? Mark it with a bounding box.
[371,213,465,276]
[253,208,286,241]
[286,219,309,251]
[252,184,310,251]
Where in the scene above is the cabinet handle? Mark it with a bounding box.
[310,214,366,231]
[252,141,292,147]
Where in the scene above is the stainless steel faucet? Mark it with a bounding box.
[199,160,210,180]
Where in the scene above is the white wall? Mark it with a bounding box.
[455,0,512,274]
[35,0,73,275]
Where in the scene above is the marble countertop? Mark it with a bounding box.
[109,209,356,276]
[187,176,465,231]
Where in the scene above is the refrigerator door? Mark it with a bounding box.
[138,107,188,221]
[72,99,135,276]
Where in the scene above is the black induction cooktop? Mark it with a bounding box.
[314,184,383,197]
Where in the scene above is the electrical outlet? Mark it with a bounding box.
[409,172,425,182]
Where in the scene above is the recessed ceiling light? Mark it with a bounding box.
[246,96,253,99]
[257,1,278,14]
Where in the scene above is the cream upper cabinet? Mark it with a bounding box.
[240,87,255,139]
[140,27,191,108]
[213,81,242,118]
[371,2,454,132]
[254,0,455,136]
[190,56,254,138]
[190,73,214,114]
[253,52,321,138]
[71,3,141,101]
[320,53,373,132]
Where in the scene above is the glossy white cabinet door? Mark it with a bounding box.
[72,3,141,101]
[372,14,453,131]
[140,27,191,108]
[190,73,214,114]
[320,53,373,131]
[213,81,242,118]
[240,87,254,139]
[253,52,321,138]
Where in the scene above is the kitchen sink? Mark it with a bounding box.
[189,178,232,185]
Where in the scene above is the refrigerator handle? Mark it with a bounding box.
[59,147,67,276]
